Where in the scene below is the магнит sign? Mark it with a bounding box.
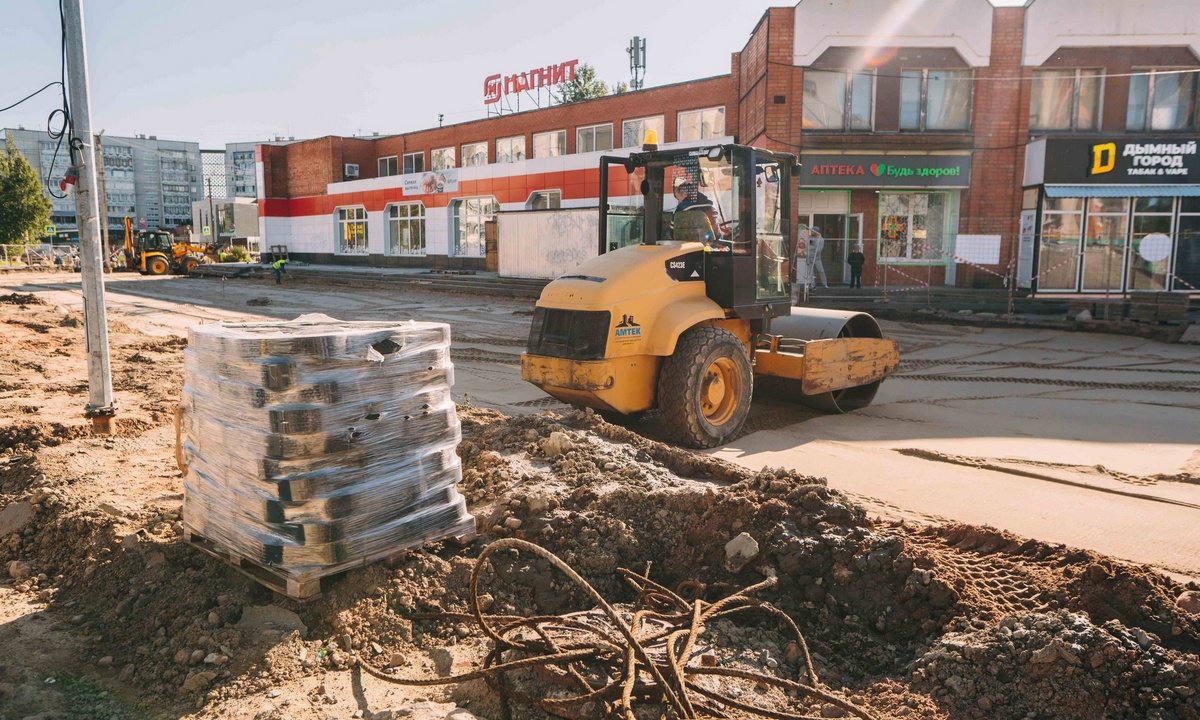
[485,60,579,105]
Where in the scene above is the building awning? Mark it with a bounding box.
[1044,185,1200,198]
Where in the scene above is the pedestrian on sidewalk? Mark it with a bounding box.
[272,257,288,285]
[847,243,865,289]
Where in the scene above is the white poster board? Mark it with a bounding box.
[955,234,1002,265]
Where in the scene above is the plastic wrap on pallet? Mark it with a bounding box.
[180,314,474,577]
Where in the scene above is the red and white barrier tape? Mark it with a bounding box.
[883,264,931,288]
[1032,251,1085,283]
[1169,272,1199,292]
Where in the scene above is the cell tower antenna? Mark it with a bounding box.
[627,36,646,90]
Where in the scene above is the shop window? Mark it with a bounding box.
[386,202,425,256]
[431,147,455,171]
[802,70,873,131]
[1030,69,1102,131]
[532,130,566,158]
[900,69,972,131]
[377,155,398,177]
[1038,197,1084,290]
[402,151,423,175]
[877,192,949,263]
[622,116,664,147]
[336,206,368,255]
[1129,196,1176,290]
[677,107,725,141]
[453,196,498,257]
[497,136,525,163]
[461,142,488,167]
[1127,69,1198,131]
[526,190,561,210]
[576,123,613,154]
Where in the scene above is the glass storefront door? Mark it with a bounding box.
[1080,198,1128,292]
[1038,197,1084,290]
[810,213,847,285]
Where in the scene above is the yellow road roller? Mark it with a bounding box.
[520,139,899,448]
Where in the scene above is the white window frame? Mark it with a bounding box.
[676,106,726,142]
[453,196,498,257]
[622,116,665,148]
[526,190,562,210]
[386,202,426,256]
[431,147,456,170]
[335,206,369,255]
[1029,68,1104,131]
[532,130,566,158]
[900,69,974,132]
[802,69,875,131]
[496,136,526,163]
[461,141,488,167]
[377,155,398,177]
[402,151,424,175]
[576,123,613,154]
[1127,68,1199,132]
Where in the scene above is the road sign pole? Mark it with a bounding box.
[63,0,117,431]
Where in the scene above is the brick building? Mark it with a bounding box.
[259,0,1200,292]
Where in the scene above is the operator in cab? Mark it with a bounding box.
[670,178,721,246]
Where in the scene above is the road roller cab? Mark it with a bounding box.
[520,139,900,448]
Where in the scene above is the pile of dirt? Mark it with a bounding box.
[910,611,1200,719]
[0,292,48,306]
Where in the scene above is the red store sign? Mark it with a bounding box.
[484,59,579,104]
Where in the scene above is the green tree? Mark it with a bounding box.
[0,137,51,257]
[556,64,610,105]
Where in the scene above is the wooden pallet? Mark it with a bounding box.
[185,530,325,601]
[183,518,478,602]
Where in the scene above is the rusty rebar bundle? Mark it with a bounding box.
[360,538,878,720]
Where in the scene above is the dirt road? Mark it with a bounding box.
[10,272,1197,579]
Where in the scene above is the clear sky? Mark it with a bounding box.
[1,0,1024,148]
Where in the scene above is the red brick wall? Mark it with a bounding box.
[958,6,1027,288]
[264,76,735,199]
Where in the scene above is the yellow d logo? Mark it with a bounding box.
[1090,143,1116,175]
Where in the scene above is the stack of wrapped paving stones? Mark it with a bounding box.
[180,314,473,592]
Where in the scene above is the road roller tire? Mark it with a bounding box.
[658,326,752,449]
[147,257,169,275]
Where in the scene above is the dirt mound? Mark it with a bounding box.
[911,610,1200,719]
[0,293,48,306]
[0,421,94,452]
[2,405,1196,718]
[908,524,1200,655]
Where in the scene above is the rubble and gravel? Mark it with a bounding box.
[1,298,1199,719]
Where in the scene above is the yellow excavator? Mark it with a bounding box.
[520,138,899,448]
[119,217,222,275]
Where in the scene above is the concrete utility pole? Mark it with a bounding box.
[63,0,117,431]
[94,130,111,271]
